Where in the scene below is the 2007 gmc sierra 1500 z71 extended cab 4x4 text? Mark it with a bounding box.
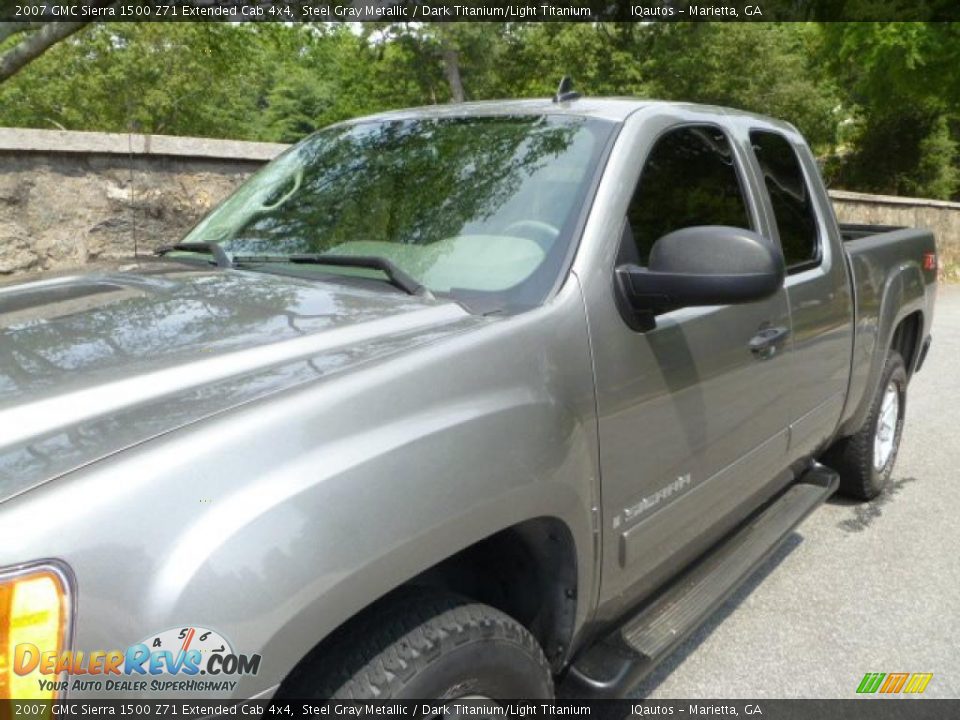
[0,95,936,701]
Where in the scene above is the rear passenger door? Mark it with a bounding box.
[584,120,795,612]
[745,130,853,460]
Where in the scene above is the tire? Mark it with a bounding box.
[822,351,907,500]
[282,591,554,700]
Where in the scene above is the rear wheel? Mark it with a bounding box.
[822,351,907,500]
[281,591,553,700]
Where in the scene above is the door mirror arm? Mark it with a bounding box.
[614,267,658,332]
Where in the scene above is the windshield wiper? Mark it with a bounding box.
[155,241,232,268]
[231,253,433,299]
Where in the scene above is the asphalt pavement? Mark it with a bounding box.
[631,284,960,699]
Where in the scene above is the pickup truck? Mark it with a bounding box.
[0,96,937,702]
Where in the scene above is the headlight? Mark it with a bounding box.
[0,562,73,700]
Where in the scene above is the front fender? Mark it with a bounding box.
[0,283,599,699]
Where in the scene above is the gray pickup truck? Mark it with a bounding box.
[0,97,937,702]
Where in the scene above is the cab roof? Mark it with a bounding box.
[349,97,793,132]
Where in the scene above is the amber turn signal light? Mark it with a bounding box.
[0,563,73,700]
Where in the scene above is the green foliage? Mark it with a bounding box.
[833,109,959,198]
[0,23,260,135]
[0,20,957,199]
[633,23,842,151]
[820,22,960,199]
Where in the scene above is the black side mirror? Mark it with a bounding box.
[615,225,785,332]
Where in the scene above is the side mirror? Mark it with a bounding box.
[615,225,785,332]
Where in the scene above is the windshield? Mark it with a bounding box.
[181,115,614,311]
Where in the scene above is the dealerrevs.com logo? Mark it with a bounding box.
[15,626,261,694]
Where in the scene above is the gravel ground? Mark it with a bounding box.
[631,284,960,699]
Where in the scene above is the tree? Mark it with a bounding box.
[0,22,91,83]
[0,0,120,83]
[821,23,960,198]
[0,22,263,136]
[632,23,842,152]
[359,23,509,104]
[0,19,957,199]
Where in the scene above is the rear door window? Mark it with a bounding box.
[749,131,820,270]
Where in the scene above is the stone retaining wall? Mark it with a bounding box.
[830,190,960,280]
[0,128,283,275]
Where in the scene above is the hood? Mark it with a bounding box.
[0,259,476,503]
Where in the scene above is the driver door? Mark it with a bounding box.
[581,120,795,617]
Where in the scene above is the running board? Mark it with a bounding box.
[562,464,839,698]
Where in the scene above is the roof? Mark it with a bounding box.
[354,98,654,123]
[346,97,795,133]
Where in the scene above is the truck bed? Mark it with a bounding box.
[838,222,907,242]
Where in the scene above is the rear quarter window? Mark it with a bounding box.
[749,131,820,271]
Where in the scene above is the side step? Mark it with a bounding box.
[562,464,838,698]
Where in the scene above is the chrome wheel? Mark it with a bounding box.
[873,382,900,471]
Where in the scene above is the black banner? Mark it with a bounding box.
[2,700,960,720]
[2,0,960,22]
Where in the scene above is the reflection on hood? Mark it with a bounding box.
[0,259,475,502]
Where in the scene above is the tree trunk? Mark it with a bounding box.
[0,22,45,46]
[0,22,91,83]
[442,47,465,103]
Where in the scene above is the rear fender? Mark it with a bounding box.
[839,260,925,437]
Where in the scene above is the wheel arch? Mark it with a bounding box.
[407,515,579,668]
[274,515,580,695]
[839,262,926,438]
[889,309,924,378]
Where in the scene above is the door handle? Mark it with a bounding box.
[749,325,790,359]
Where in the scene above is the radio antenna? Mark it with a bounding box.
[553,76,581,103]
